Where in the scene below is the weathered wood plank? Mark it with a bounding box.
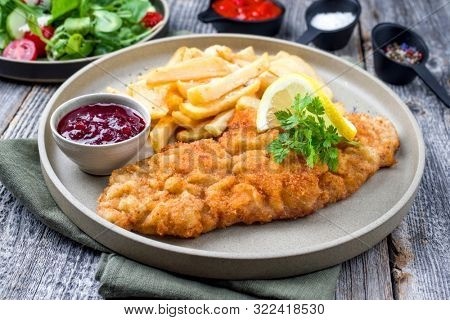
[0,80,32,135]
[1,85,57,139]
[336,240,393,300]
[0,84,102,300]
[0,192,100,299]
[360,0,450,299]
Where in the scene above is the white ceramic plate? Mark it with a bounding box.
[38,34,425,279]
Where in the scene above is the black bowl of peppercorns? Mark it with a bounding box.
[372,22,427,85]
[372,22,450,107]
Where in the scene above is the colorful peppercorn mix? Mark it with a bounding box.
[384,42,423,64]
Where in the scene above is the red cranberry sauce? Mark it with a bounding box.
[57,103,146,145]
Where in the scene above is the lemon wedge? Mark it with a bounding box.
[256,73,357,141]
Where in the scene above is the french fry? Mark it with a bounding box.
[145,56,232,86]
[172,111,204,129]
[236,95,261,110]
[187,53,269,104]
[166,47,187,66]
[150,116,177,152]
[176,80,209,98]
[127,80,169,119]
[204,109,235,137]
[204,45,234,61]
[176,127,214,142]
[139,47,195,81]
[166,92,183,111]
[161,82,183,111]
[232,59,251,67]
[234,46,257,62]
[181,47,204,61]
[180,79,260,120]
[224,60,240,72]
[269,50,291,61]
[269,53,333,99]
[269,56,315,78]
[257,70,278,96]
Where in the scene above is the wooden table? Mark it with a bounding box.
[1,0,449,299]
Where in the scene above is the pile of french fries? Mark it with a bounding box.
[107,45,332,152]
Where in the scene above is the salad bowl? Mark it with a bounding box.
[0,0,169,82]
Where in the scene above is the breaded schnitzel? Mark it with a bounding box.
[97,108,399,238]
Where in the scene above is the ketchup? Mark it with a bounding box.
[57,103,146,145]
[212,0,282,21]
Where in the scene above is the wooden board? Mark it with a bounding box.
[0,0,449,299]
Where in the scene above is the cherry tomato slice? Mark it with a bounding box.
[41,26,55,39]
[24,26,54,57]
[141,12,163,28]
[2,39,38,61]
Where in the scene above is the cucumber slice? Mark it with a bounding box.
[6,8,27,40]
[94,11,122,33]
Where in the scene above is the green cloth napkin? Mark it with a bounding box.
[0,139,341,299]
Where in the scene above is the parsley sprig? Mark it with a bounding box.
[267,94,353,171]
